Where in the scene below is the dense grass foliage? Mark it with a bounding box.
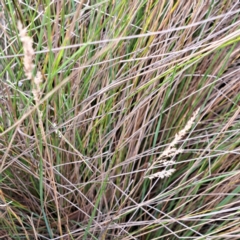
[0,1,240,239]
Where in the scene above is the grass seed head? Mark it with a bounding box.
[18,21,35,79]
[146,108,200,179]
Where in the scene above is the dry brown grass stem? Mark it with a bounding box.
[18,21,63,237]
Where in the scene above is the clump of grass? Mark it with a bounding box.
[0,0,240,239]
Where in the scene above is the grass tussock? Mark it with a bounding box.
[0,0,240,239]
